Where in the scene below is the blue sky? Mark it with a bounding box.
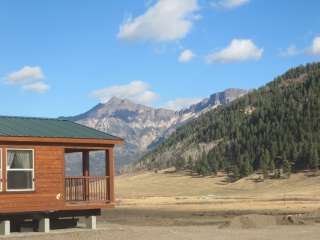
[1,0,320,117]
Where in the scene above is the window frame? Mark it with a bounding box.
[0,148,2,192]
[6,148,35,192]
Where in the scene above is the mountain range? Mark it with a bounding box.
[63,88,248,170]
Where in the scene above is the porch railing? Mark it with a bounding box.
[65,176,110,202]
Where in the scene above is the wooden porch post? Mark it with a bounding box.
[106,149,115,203]
[82,150,90,201]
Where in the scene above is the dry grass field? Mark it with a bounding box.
[115,169,320,214]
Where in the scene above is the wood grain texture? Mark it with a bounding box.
[0,142,116,214]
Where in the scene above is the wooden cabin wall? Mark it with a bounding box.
[0,145,65,213]
[0,143,115,214]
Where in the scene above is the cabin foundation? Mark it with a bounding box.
[85,216,96,229]
[38,218,50,233]
[0,220,10,235]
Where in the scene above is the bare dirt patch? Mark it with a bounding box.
[222,214,278,229]
[5,223,320,240]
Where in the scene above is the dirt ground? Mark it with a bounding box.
[5,223,320,240]
[4,170,320,239]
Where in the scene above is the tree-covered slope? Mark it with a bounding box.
[136,63,320,178]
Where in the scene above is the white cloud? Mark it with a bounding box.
[4,66,50,93]
[212,0,250,9]
[206,39,263,64]
[92,80,159,105]
[117,0,199,42]
[164,97,202,110]
[178,49,195,62]
[279,44,301,57]
[22,82,50,93]
[279,37,320,57]
[310,36,320,55]
[6,66,44,84]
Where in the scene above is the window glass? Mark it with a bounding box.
[7,150,33,169]
[7,149,34,191]
[7,171,33,190]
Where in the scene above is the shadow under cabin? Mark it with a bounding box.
[0,116,124,235]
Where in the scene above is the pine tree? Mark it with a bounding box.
[310,147,319,171]
[269,159,276,174]
[229,165,240,182]
[240,159,252,177]
[261,150,271,170]
[283,158,291,178]
[187,156,193,169]
[173,155,186,171]
[290,144,298,164]
[261,160,269,179]
[194,152,211,176]
[208,154,218,174]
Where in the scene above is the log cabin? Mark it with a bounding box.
[0,116,123,235]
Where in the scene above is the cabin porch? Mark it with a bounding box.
[64,148,114,205]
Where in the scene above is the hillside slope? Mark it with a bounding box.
[136,63,320,176]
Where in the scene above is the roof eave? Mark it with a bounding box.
[0,136,125,145]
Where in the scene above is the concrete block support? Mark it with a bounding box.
[0,220,10,236]
[85,216,96,229]
[39,218,50,233]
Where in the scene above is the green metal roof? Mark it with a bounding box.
[0,116,122,141]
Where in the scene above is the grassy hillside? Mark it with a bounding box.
[136,63,320,179]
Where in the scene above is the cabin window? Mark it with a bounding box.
[0,149,2,191]
[6,149,34,191]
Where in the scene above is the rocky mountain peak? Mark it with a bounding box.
[106,97,141,109]
[179,88,248,115]
[64,88,248,171]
